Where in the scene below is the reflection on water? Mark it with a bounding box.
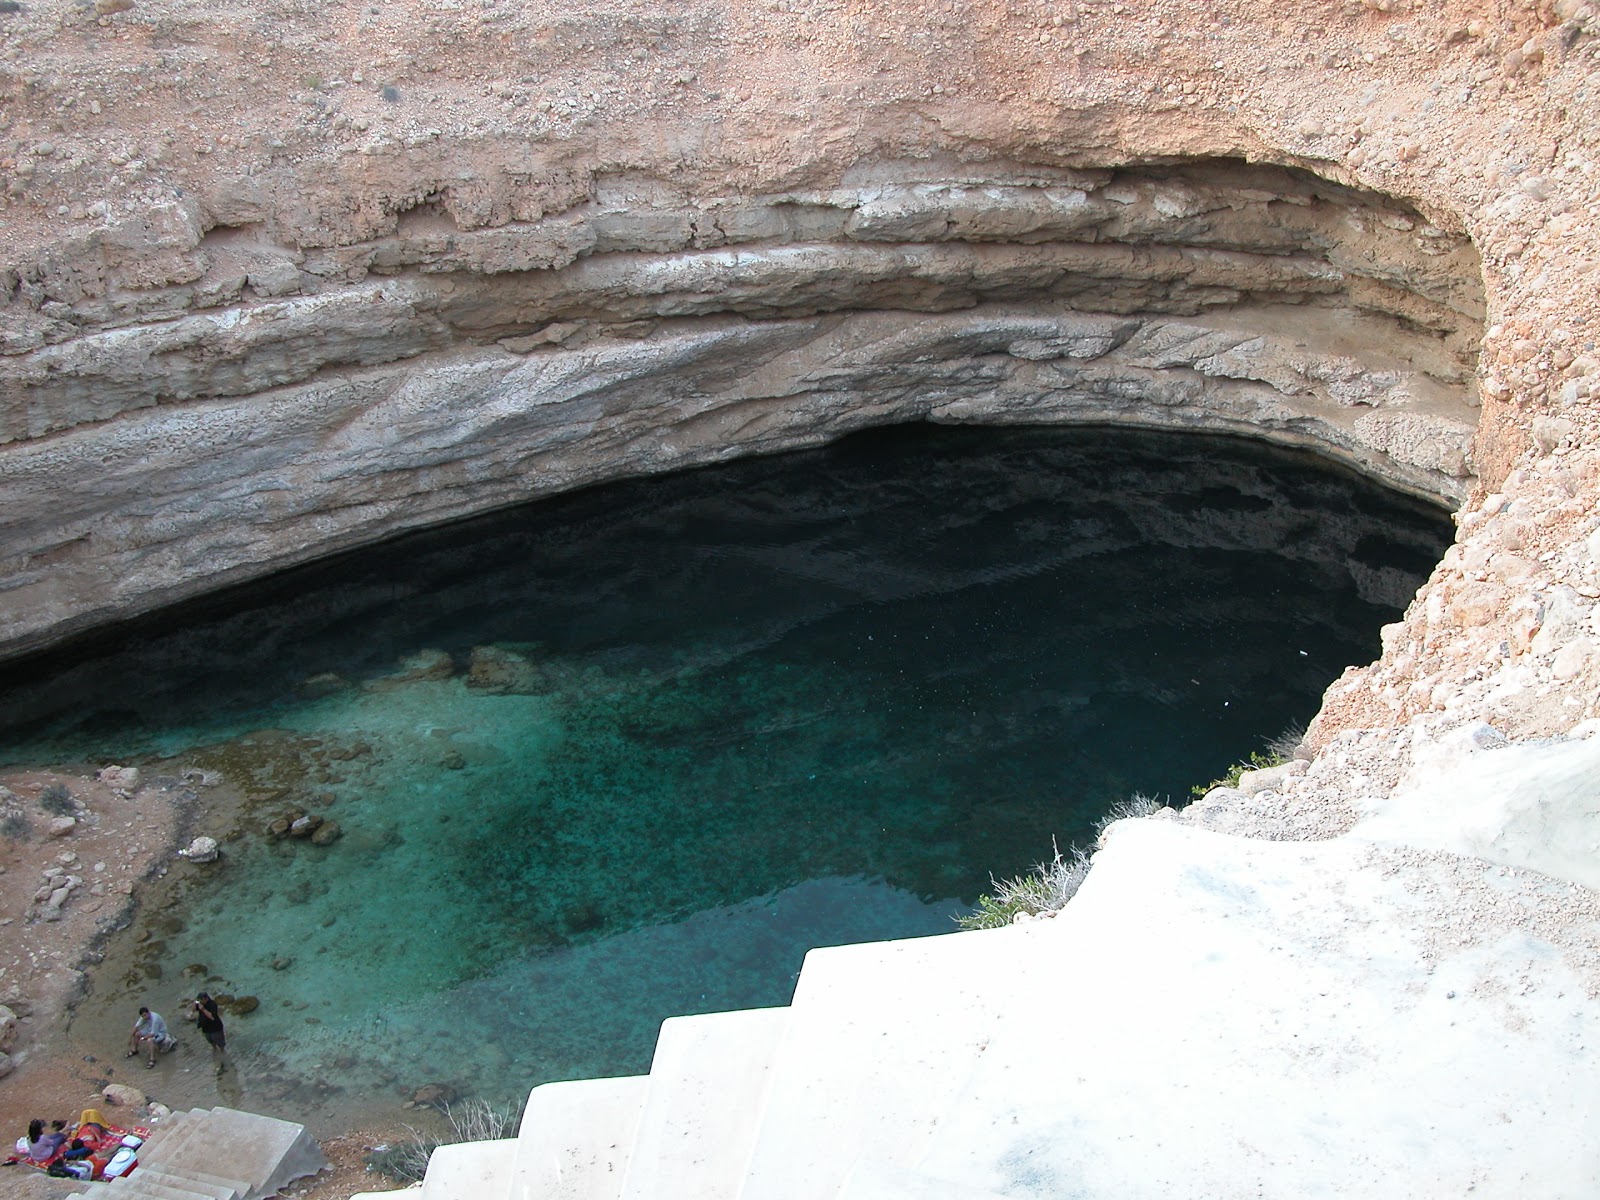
[0,425,1450,1130]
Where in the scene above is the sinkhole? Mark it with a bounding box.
[0,422,1452,1129]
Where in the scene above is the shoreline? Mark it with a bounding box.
[0,762,417,1198]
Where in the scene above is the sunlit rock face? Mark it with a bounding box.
[0,159,1480,661]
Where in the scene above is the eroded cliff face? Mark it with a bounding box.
[1,0,1599,761]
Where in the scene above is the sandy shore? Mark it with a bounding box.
[0,765,418,1200]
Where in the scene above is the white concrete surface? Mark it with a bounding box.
[416,1137,518,1200]
[506,1076,649,1200]
[619,1007,789,1200]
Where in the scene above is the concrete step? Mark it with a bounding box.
[834,1161,1012,1200]
[415,1136,518,1200]
[739,928,1031,1200]
[132,1164,247,1200]
[138,1109,213,1166]
[619,1007,790,1200]
[106,1176,215,1200]
[505,1076,650,1200]
[130,1107,326,1200]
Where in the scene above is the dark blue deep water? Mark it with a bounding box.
[0,425,1450,1126]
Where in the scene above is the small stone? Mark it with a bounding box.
[47,816,77,837]
[1531,415,1575,454]
[271,956,294,971]
[440,751,466,770]
[411,1082,460,1108]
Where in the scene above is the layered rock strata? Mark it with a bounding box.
[0,157,1482,660]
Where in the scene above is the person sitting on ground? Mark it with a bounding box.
[13,1119,43,1161]
[126,1006,171,1068]
[26,1121,67,1162]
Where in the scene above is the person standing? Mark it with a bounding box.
[189,993,230,1077]
[126,1006,170,1068]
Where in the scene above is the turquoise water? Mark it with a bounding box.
[0,425,1450,1125]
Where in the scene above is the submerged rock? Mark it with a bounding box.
[310,820,342,846]
[466,645,548,694]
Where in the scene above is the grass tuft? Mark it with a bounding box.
[363,1098,519,1184]
[1094,791,1165,838]
[957,841,1092,931]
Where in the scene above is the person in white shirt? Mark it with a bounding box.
[125,1006,170,1068]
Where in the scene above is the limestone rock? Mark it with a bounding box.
[102,1083,145,1107]
[97,766,140,791]
[1531,415,1576,454]
[0,1004,17,1052]
[179,836,220,863]
[47,816,76,837]
[1235,759,1310,797]
[0,1053,13,1081]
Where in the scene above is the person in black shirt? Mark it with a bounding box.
[188,993,231,1077]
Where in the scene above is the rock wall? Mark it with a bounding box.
[1,0,1599,759]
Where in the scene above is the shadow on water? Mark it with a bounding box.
[0,424,1451,1127]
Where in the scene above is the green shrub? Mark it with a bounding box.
[1188,750,1288,799]
[0,811,28,840]
[38,783,75,816]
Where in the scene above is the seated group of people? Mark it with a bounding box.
[8,1111,141,1180]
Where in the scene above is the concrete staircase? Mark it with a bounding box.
[70,1107,328,1200]
[348,817,1600,1200]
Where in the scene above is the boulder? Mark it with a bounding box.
[310,820,342,846]
[103,1083,145,1107]
[97,765,141,791]
[411,1082,460,1109]
[0,1053,13,1081]
[47,816,76,837]
[0,1004,17,1052]
[289,814,323,838]
[179,836,220,863]
[1236,759,1309,797]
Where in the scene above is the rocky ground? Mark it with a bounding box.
[0,768,413,1199]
